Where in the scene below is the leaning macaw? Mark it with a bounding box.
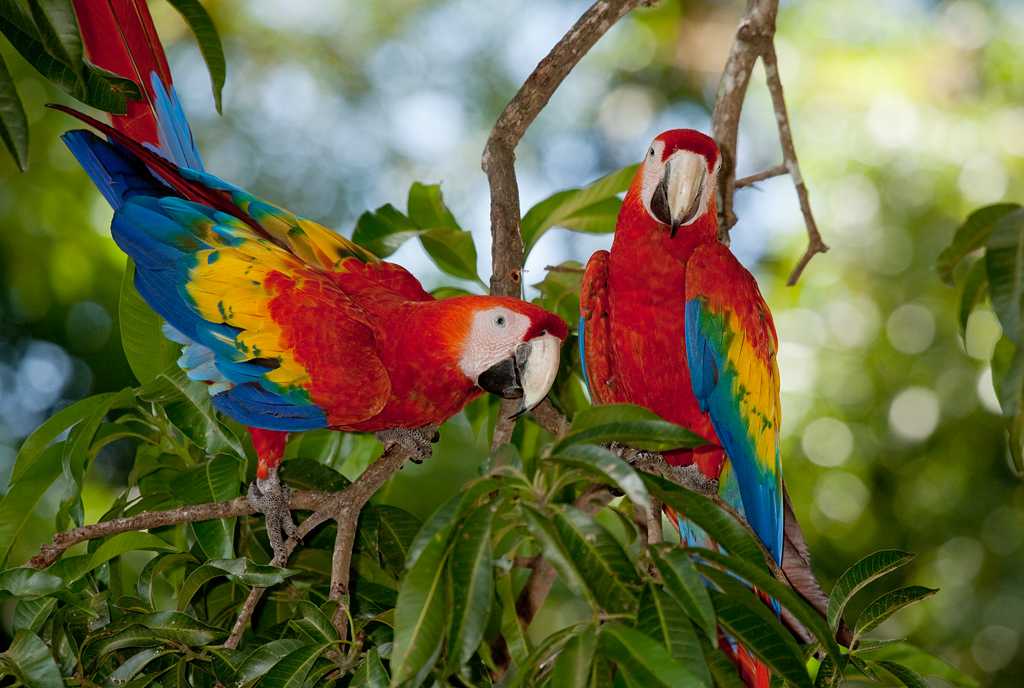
[62,1,567,558]
[580,129,782,687]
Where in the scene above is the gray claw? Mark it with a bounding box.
[375,426,438,464]
[247,470,297,561]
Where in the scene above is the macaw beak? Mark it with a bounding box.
[649,151,708,237]
[477,333,562,417]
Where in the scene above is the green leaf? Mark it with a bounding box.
[138,552,195,609]
[12,597,58,633]
[532,260,584,327]
[420,226,481,283]
[290,601,339,643]
[985,207,1024,342]
[937,203,1021,284]
[599,622,705,687]
[147,366,244,456]
[692,548,842,665]
[492,572,529,671]
[0,567,63,598]
[170,454,242,559]
[120,260,181,385]
[26,0,83,68]
[352,204,419,257]
[649,547,716,644]
[108,648,178,685]
[405,477,497,569]
[709,580,813,688]
[0,631,63,688]
[827,549,915,631]
[876,661,928,688]
[700,637,748,688]
[391,504,451,686]
[521,165,637,256]
[643,473,766,567]
[854,641,979,688]
[852,586,937,641]
[447,505,495,669]
[374,505,422,574]
[0,52,29,170]
[351,648,389,688]
[553,505,638,613]
[256,642,329,688]
[555,403,707,453]
[11,392,126,484]
[233,639,307,685]
[408,181,459,229]
[519,502,593,606]
[549,626,598,688]
[0,444,63,568]
[636,585,711,687]
[550,443,651,512]
[165,0,226,113]
[71,532,176,582]
[958,258,988,338]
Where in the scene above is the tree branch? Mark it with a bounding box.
[710,0,827,284]
[226,443,413,648]
[484,0,657,450]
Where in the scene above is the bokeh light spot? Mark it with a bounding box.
[801,417,854,467]
[888,387,940,441]
[971,625,1019,673]
[886,303,935,354]
[813,471,869,523]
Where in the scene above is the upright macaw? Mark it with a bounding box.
[580,129,782,687]
[62,1,568,557]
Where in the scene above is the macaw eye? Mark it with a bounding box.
[648,147,655,157]
[495,316,506,327]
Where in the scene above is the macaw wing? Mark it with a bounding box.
[684,242,783,563]
[64,129,391,431]
[579,250,620,404]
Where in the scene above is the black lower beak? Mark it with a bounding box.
[477,357,523,400]
[650,166,672,228]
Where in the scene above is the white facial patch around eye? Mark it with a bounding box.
[641,139,667,219]
[459,308,532,380]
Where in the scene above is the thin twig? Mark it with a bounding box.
[484,0,657,451]
[735,163,787,189]
[710,0,826,283]
[225,443,413,649]
[28,492,331,570]
[761,43,828,285]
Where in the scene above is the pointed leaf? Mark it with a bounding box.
[497,568,531,668]
[233,639,307,684]
[375,505,422,574]
[405,477,497,569]
[521,165,637,255]
[0,52,28,170]
[854,641,979,688]
[938,203,1021,284]
[0,444,63,568]
[447,505,495,668]
[519,503,593,606]
[71,532,176,582]
[26,0,83,68]
[958,258,988,337]
[0,568,63,598]
[709,580,812,688]
[108,648,178,685]
[599,623,705,687]
[351,648,389,688]
[1,631,63,688]
[985,207,1024,342]
[555,403,706,452]
[258,643,329,688]
[876,661,928,688]
[420,227,480,283]
[552,505,638,613]
[643,473,766,567]
[650,547,716,643]
[548,626,598,688]
[352,204,418,256]
[636,585,711,687]
[12,597,57,633]
[165,0,226,112]
[550,444,651,512]
[827,549,915,631]
[853,586,937,641]
[170,454,242,559]
[391,510,450,686]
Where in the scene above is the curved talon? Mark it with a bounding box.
[247,469,297,561]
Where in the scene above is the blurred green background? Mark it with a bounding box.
[2,0,1022,683]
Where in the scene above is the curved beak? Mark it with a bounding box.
[649,151,708,237]
[477,333,562,417]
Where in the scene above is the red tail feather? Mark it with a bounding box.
[72,0,172,145]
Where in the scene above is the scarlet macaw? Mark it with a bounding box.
[580,130,782,686]
[60,1,567,557]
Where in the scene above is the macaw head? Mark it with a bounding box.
[448,297,568,416]
[638,129,721,237]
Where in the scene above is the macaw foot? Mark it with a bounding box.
[375,426,439,464]
[247,469,297,562]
